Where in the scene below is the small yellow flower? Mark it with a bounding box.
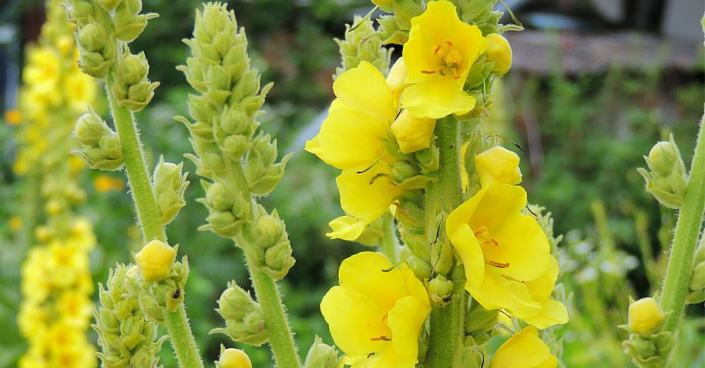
[135,240,177,282]
[65,71,98,112]
[94,175,126,193]
[475,146,522,188]
[490,326,557,368]
[446,185,568,328]
[321,252,430,367]
[9,216,23,232]
[628,297,665,335]
[391,110,436,154]
[217,348,252,368]
[56,290,93,328]
[401,0,487,119]
[485,33,512,76]
[4,109,22,125]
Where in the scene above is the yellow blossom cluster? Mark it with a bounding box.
[17,218,97,368]
[12,0,97,176]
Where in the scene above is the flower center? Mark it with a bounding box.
[474,226,510,269]
[434,40,462,79]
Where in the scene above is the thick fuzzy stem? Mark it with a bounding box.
[164,304,205,368]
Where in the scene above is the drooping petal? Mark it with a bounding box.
[333,61,396,123]
[401,77,476,119]
[327,215,366,241]
[467,270,542,319]
[337,166,402,226]
[522,299,570,330]
[449,223,485,290]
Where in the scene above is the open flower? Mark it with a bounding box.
[401,0,487,119]
[490,326,557,368]
[321,252,430,367]
[306,62,403,241]
[446,185,568,328]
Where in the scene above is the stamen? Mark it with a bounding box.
[421,70,436,74]
[488,261,509,268]
[371,336,391,342]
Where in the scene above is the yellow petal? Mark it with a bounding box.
[526,256,559,299]
[338,252,406,311]
[484,213,550,281]
[475,146,522,188]
[391,110,436,154]
[388,296,430,363]
[490,326,557,368]
[320,286,391,357]
[522,299,569,330]
[327,216,366,241]
[468,185,527,233]
[388,57,409,110]
[333,61,396,123]
[400,263,431,309]
[467,270,542,319]
[401,77,476,119]
[337,166,402,225]
[307,100,388,170]
[449,223,485,290]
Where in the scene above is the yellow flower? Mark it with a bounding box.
[628,297,665,335]
[48,240,90,289]
[65,70,97,112]
[328,165,403,241]
[94,175,126,193]
[306,62,396,172]
[9,215,23,232]
[387,57,409,109]
[135,240,177,282]
[68,155,87,174]
[306,62,403,241]
[485,33,512,76]
[18,353,48,368]
[475,146,522,188]
[320,252,430,367]
[67,217,97,251]
[391,110,436,154]
[23,47,61,92]
[217,348,252,368]
[490,326,557,368]
[401,0,487,119]
[56,290,93,328]
[4,109,22,125]
[446,185,568,328]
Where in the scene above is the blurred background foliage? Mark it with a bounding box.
[0,0,704,367]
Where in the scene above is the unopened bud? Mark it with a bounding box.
[415,145,440,174]
[248,211,295,280]
[97,0,122,12]
[391,110,436,154]
[485,33,512,75]
[118,52,149,85]
[75,111,112,147]
[646,137,685,177]
[475,146,522,188]
[153,158,189,225]
[211,281,268,346]
[135,240,176,282]
[638,135,688,209]
[628,297,665,335]
[428,275,454,306]
[244,134,290,196]
[216,346,252,368]
[465,302,499,333]
[303,336,345,368]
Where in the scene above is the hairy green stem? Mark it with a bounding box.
[164,304,205,368]
[381,212,399,264]
[244,251,301,368]
[425,116,465,368]
[107,74,203,368]
[106,76,166,243]
[660,113,705,333]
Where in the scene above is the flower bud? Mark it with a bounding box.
[414,145,440,174]
[75,110,112,147]
[428,274,454,305]
[334,16,390,80]
[223,135,250,160]
[623,331,674,368]
[475,146,522,188]
[485,33,512,75]
[406,254,432,280]
[135,240,177,282]
[216,347,252,368]
[112,49,160,111]
[465,302,499,333]
[391,110,436,154]
[153,158,189,225]
[118,52,149,85]
[97,0,122,12]
[77,23,108,53]
[646,137,685,177]
[248,211,295,280]
[303,336,345,368]
[628,297,665,335]
[638,135,688,209]
[244,134,290,196]
[76,22,116,78]
[688,242,705,303]
[112,0,158,42]
[211,281,268,346]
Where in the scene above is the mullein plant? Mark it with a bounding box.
[12,0,99,367]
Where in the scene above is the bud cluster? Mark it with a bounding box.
[211,281,268,346]
[622,297,673,368]
[128,256,190,323]
[112,49,160,111]
[74,109,125,170]
[687,239,705,304]
[94,264,167,368]
[153,158,189,224]
[179,3,295,278]
[334,16,391,79]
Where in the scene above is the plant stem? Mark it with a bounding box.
[164,304,205,368]
[660,113,705,333]
[425,116,464,368]
[107,75,203,368]
[106,76,166,243]
[381,212,399,264]
[244,251,301,368]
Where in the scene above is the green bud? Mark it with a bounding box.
[75,110,112,147]
[689,242,705,298]
[391,160,419,183]
[64,0,96,24]
[244,133,290,196]
[255,214,284,248]
[211,281,269,346]
[406,254,432,280]
[75,127,125,171]
[223,135,250,160]
[465,301,498,333]
[415,145,440,174]
[204,210,240,238]
[206,181,236,212]
[97,0,122,12]
[99,134,123,159]
[638,135,688,209]
[77,23,108,53]
[112,48,160,111]
[646,136,685,177]
[377,15,408,45]
[334,16,391,79]
[112,0,158,42]
[153,157,189,225]
[428,275,454,306]
[303,336,345,368]
[623,331,674,368]
[247,210,295,280]
[118,52,149,85]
